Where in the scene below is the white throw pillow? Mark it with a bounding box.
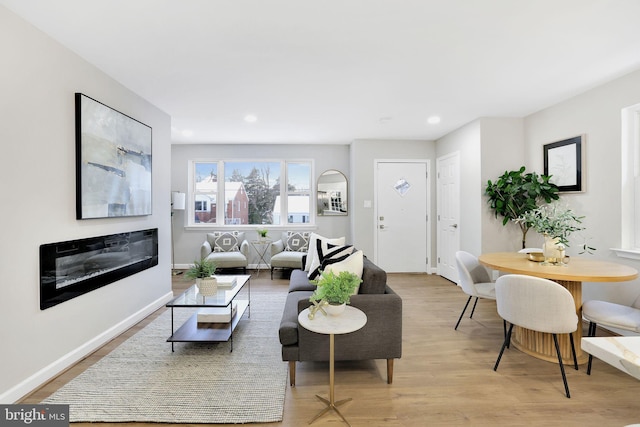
[308,242,354,279]
[324,250,364,294]
[304,233,345,271]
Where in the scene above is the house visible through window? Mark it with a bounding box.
[189,160,312,227]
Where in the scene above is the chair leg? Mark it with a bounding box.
[387,359,394,384]
[587,321,597,375]
[289,361,296,387]
[494,323,514,371]
[270,267,273,280]
[569,332,578,370]
[503,320,510,348]
[455,296,473,330]
[469,297,479,318]
[552,334,571,398]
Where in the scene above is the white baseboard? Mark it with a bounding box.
[1,291,174,404]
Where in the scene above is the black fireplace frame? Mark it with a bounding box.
[40,228,158,309]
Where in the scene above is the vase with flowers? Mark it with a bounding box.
[516,203,591,265]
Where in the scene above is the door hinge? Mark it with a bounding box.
[437,257,440,264]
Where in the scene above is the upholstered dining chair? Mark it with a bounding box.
[454,251,499,331]
[582,294,640,375]
[493,274,579,398]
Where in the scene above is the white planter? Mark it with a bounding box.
[325,302,346,316]
[196,277,218,296]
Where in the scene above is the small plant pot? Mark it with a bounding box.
[325,302,346,316]
[196,277,218,296]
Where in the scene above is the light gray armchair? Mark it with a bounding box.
[200,231,249,273]
[270,231,309,279]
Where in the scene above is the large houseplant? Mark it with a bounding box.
[310,270,362,316]
[485,166,559,249]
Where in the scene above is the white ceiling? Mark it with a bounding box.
[3,0,640,144]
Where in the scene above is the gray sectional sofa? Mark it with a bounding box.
[278,256,402,386]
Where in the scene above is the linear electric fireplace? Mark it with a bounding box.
[40,228,158,309]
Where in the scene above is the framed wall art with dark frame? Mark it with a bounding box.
[76,93,152,219]
[543,135,584,193]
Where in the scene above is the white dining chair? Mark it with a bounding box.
[582,294,640,375]
[493,274,579,398]
[454,251,501,333]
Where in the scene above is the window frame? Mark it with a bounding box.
[614,102,640,259]
[187,159,314,229]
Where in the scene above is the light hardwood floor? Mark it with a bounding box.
[20,272,640,426]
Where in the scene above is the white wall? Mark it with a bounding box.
[170,144,350,266]
[524,68,640,304]
[480,118,525,253]
[0,6,172,402]
[436,118,524,258]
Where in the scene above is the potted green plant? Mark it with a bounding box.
[309,270,362,316]
[485,166,559,249]
[516,202,594,264]
[256,228,269,241]
[185,258,218,295]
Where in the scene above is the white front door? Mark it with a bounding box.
[375,161,429,273]
[436,152,460,282]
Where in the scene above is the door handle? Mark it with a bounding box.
[379,225,385,229]
[451,224,458,228]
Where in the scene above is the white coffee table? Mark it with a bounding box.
[298,306,367,426]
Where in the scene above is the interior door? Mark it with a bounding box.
[437,152,460,282]
[375,161,428,272]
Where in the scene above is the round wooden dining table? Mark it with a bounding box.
[478,252,638,364]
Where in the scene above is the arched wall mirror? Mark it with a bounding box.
[317,169,348,216]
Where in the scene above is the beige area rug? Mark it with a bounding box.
[43,291,288,423]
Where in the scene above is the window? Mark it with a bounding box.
[189,160,312,227]
[193,162,217,224]
[284,162,312,224]
[620,103,640,254]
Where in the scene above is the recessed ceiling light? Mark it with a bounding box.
[427,116,441,125]
[244,114,257,123]
[378,117,393,125]
[181,129,194,137]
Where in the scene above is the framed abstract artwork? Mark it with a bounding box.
[76,93,152,219]
[543,135,584,193]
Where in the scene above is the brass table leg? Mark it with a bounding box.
[309,334,353,426]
